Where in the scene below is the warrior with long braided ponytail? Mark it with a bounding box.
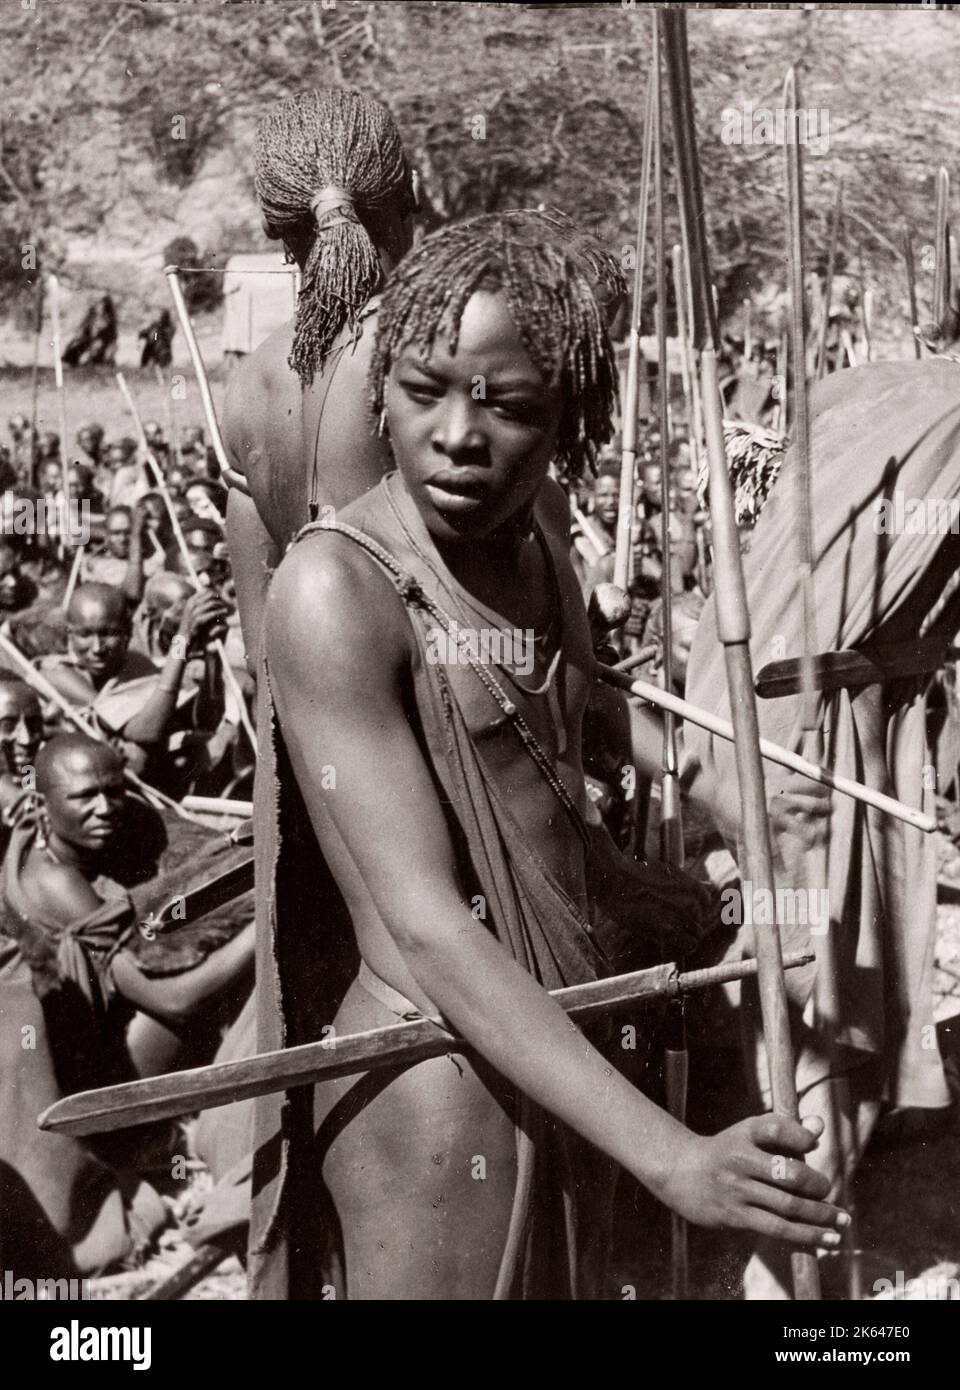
[223,87,417,671]
[255,88,416,387]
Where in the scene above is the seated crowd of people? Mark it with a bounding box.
[0,413,256,1280]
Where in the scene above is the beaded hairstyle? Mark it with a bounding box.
[370,212,624,482]
[254,88,415,387]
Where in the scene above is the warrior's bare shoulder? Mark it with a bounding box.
[20,849,101,926]
[222,321,297,478]
[265,521,413,700]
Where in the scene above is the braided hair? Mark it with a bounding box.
[254,88,415,387]
[371,212,623,481]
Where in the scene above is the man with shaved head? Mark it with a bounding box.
[0,733,255,1274]
[41,582,226,779]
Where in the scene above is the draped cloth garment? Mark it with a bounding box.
[683,360,955,1129]
[248,474,715,1299]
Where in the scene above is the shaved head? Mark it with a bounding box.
[67,583,129,630]
[36,735,126,855]
[36,733,123,796]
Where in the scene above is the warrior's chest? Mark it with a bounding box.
[412,591,594,766]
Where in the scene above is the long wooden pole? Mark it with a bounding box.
[599,665,935,834]
[29,276,43,490]
[652,11,688,1298]
[663,10,820,1299]
[815,177,842,381]
[614,72,656,592]
[38,949,815,1138]
[934,166,950,330]
[785,69,859,1299]
[164,267,232,474]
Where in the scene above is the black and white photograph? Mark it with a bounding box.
[0,0,958,1335]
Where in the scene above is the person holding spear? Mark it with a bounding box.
[252,213,849,1300]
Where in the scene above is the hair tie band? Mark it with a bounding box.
[310,187,355,222]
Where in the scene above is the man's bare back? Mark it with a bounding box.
[223,314,391,664]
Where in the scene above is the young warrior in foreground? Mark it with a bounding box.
[258,219,849,1299]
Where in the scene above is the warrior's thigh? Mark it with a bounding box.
[315,989,517,1299]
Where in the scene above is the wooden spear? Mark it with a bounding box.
[652,10,688,1298]
[663,8,820,1299]
[164,266,232,475]
[38,950,815,1137]
[815,177,842,381]
[599,665,935,833]
[785,67,859,1299]
[29,275,43,490]
[614,70,655,592]
[934,166,950,330]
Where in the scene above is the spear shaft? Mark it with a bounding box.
[614,72,656,592]
[815,178,842,381]
[663,9,820,1300]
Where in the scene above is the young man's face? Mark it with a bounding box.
[386,290,561,542]
[67,593,130,681]
[642,463,662,510]
[106,512,132,558]
[44,748,125,853]
[0,547,22,610]
[40,462,62,494]
[593,475,620,528]
[0,684,43,776]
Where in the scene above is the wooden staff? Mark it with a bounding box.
[61,543,85,613]
[673,245,703,469]
[934,166,950,330]
[663,9,820,1299]
[29,276,43,490]
[815,177,842,381]
[115,373,258,757]
[600,664,935,834]
[904,229,922,359]
[182,794,252,818]
[785,68,859,1299]
[39,949,816,1137]
[48,274,69,483]
[164,266,232,474]
[652,10,688,1298]
[614,70,655,592]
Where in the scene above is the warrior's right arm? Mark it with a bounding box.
[265,539,848,1250]
[222,375,279,676]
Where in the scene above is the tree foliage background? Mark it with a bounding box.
[1,0,959,348]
